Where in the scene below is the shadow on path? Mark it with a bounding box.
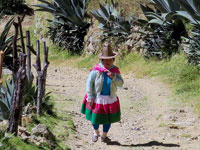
[107,140,180,148]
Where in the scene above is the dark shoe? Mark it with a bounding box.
[101,136,111,143]
[92,135,99,142]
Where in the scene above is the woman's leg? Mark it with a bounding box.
[92,124,100,136]
[92,124,100,142]
[102,124,111,138]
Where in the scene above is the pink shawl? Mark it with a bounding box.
[90,64,120,74]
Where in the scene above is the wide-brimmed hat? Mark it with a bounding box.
[98,42,118,59]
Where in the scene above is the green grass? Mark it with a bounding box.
[25,95,75,150]
[0,130,53,150]
[76,54,98,69]
[0,133,42,150]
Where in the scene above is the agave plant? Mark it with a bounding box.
[176,0,200,24]
[136,0,187,40]
[182,33,200,66]
[0,78,14,120]
[0,16,14,70]
[33,0,91,54]
[176,0,200,65]
[0,0,33,15]
[0,75,39,120]
[141,26,178,58]
[91,1,132,45]
[132,0,187,58]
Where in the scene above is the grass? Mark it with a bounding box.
[28,94,75,150]
[0,133,43,150]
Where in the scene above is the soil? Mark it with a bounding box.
[46,65,200,150]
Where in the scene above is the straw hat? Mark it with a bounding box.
[98,42,118,59]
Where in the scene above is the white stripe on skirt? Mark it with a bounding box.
[90,95,118,105]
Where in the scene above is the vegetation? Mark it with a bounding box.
[33,0,91,54]
[0,0,33,15]
[0,78,14,120]
[91,1,132,45]
[0,16,14,70]
[2,0,200,149]
[132,0,187,58]
[176,0,200,66]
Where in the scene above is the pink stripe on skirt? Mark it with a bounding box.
[82,94,120,114]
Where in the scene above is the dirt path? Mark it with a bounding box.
[46,65,200,150]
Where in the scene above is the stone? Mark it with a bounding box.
[18,126,31,136]
[0,120,8,131]
[32,124,55,141]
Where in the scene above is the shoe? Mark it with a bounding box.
[101,136,111,143]
[92,135,99,142]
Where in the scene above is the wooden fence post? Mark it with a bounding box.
[12,22,19,78]
[0,51,4,84]
[8,53,27,135]
[18,16,26,54]
[33,41,49,115]
[26,30,32,82]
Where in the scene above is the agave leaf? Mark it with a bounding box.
[37,0,54,6]
[145,12,164,21]
[54,0,73,14]
[139,3,155,21]
[99,3,110,18]
[71,0,82,19]
[0,100,9,119]
[0,17,14,48]
[167,0,180,12]
[150,0,170,13]
[175,11,198,24]
[111,9,119,17]
[177,0,200,21]
[91,10,107,23]
[77,4,84,18]
[193,0,200,14]
[34,7,55,14]
[148,19,164,25]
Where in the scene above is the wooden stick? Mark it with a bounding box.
[8,53,27,135]
[33,41,49,115]
[12,22,19,77]
[18,16,25,54]
[0,51,4,84]
[26,31,32,82]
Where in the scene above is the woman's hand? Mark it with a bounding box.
[87,99,94,107]
[104,70,114,79]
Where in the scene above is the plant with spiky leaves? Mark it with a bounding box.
[0,0,33,15]
[176,0,200,65]
[132,0,187,58]
[0,16,14,70]
[33,0,91,54]
[91,0,132,46]
[141,26,178,58]
[0,78,14,120]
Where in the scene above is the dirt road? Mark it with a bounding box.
[46,65,200,150]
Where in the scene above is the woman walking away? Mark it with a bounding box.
[81,42,124,143]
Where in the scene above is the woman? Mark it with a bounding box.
[81,42,124,142]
